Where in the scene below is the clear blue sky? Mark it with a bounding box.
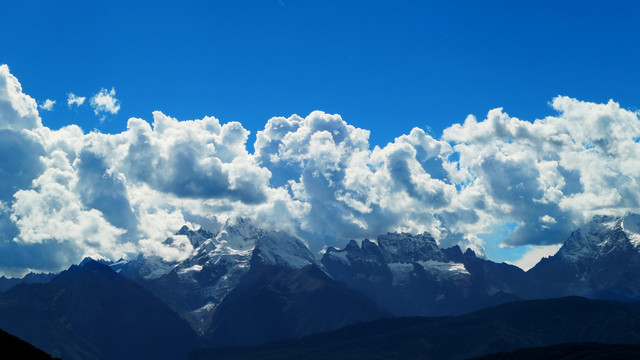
[3,0,639,147]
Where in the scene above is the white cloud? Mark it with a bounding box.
[539,215,556,224]
[509,244,562,271]
[443,97,640,247]
[110,111,272,203]
[67,93,86,107]
[39,99,55,111]
[90,87,120,120]
[10,150,133,260]
[1,64,640,275]
[254,111,466,250]
[0,64,41,131]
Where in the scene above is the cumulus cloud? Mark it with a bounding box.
[1,64,640,275]
[0,130,45,203]
[90,87,120,119]
[10,150,129,249]
[39,99,55,111]
[254,111,466,251]
[67,93,86,107]
[74,149,137,232]
[112,111,271,203]
[443,97,640,247]
[0,65,41,131]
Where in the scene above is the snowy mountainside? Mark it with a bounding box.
[106,213,640,335]
[112,217,319,333]
[251,231,317,269]
[529,213,640,301]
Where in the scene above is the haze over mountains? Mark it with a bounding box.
[1,213,640,359]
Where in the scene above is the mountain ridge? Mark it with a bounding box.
[189,296,640,360]
[2,213,640,357]
[529,213,640,301]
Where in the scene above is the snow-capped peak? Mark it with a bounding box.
[253,232,317,269]
[214,217,265,252]
[622,213,640,247]
[556,213,640,262]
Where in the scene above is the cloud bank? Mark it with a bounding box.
[1,64,639,275]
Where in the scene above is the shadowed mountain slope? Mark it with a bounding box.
[0,328,60,360]
[190,297,640,360]
[202,240,389,346]
[0,260,199,360]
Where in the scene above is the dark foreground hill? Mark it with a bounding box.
[471,342,640,360]
[190,296,640,360]
[0,260,199,360]
[0,328,59,360]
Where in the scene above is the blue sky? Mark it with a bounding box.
[3,1,639,144]
[1,1,640,274]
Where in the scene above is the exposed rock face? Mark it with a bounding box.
[322,233,525,316]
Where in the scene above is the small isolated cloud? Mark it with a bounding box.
[90,87,120,120]
[39,99,55,111]
[67,93,86,107]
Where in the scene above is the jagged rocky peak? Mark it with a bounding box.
[78,257,112,267]
[362,238,383,253]
[377,232,444,263]
[325,239,359,258]
[176,225,215,248]
[555,213,640,262]
[324,238,388,266]
[178,217,318,273]
[442,245,465,263]
[63,258,117,280]
[345,239,360,251]
[527,213,640,301]
[463,248,477,258]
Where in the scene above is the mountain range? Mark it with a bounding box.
[0,213,639,359]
